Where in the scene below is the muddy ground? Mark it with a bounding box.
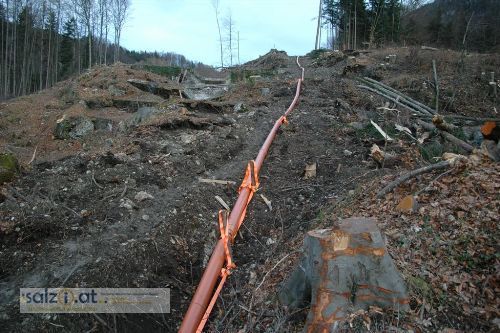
[0,48,498,332]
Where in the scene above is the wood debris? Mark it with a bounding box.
[303,162,317,179]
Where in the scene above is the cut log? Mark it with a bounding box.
[370,144,399,167]
[417,119,474,153]
[279,218,409,332]
[432,115,457,132]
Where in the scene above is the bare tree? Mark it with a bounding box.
[111,0,129,63]
[77,0,94,69]
[223,10,236,67]
[211,0,223,68]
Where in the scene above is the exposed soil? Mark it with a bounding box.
[0,48,498,332]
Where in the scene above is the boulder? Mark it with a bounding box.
[69,118,94,139]
[128,107,161,126]
[54,116,95,139]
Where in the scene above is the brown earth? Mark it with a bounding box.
[0,47,498,332]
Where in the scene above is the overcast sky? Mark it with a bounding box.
[121,0,319,66]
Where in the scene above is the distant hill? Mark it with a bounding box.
[402,0,500,52]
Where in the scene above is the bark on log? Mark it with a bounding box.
[417,119,474,153]
[361,77,436,115]
[358,85,421,115]
[279,218,409,332]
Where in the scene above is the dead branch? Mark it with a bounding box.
[92,171,104,189]
[28,145,38,165]
[199,178,236,186]
[377,160,451,198]
[215,195,230,210]
[370,120,394,141]
[432,60,439,113]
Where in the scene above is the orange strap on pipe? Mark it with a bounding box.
[179,57,304,333]
[196,210,234,333]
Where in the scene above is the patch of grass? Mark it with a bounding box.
[354,124,380,139]
[142,65,181,77]
[419,141,444,163]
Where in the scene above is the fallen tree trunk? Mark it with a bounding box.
[358,85,422,115]
[417,119,474,153]
[415,114,500,123]
[361,77,435,115]
[377,160,451,198]
[279,218,409,331]
[421,45,439,51]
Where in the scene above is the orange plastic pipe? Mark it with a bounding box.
[179,57,304,333]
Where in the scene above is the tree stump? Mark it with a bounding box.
[279,218,409,332]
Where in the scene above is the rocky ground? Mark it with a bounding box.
[0,48,498,332]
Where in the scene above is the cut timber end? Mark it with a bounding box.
[279,218,409,332]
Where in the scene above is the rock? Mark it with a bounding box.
[343,149,353,156]
[84,96,113,109]
[266,238,276,245]
[54,116,94,139]
[54,117,73,139]
[233,102,247,113]
[261,88,271,96]
[0,153,20,184]
[108,85,125,97]
[93,118,113,131]
[69,117,94,139]
[119,198,135,210]
[141,214,150,221]
[129,107,161,126]
[134,191,154,202]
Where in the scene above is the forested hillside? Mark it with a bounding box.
[403,0,500,52]
[0,0,194,101]
[320,0,500,52]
